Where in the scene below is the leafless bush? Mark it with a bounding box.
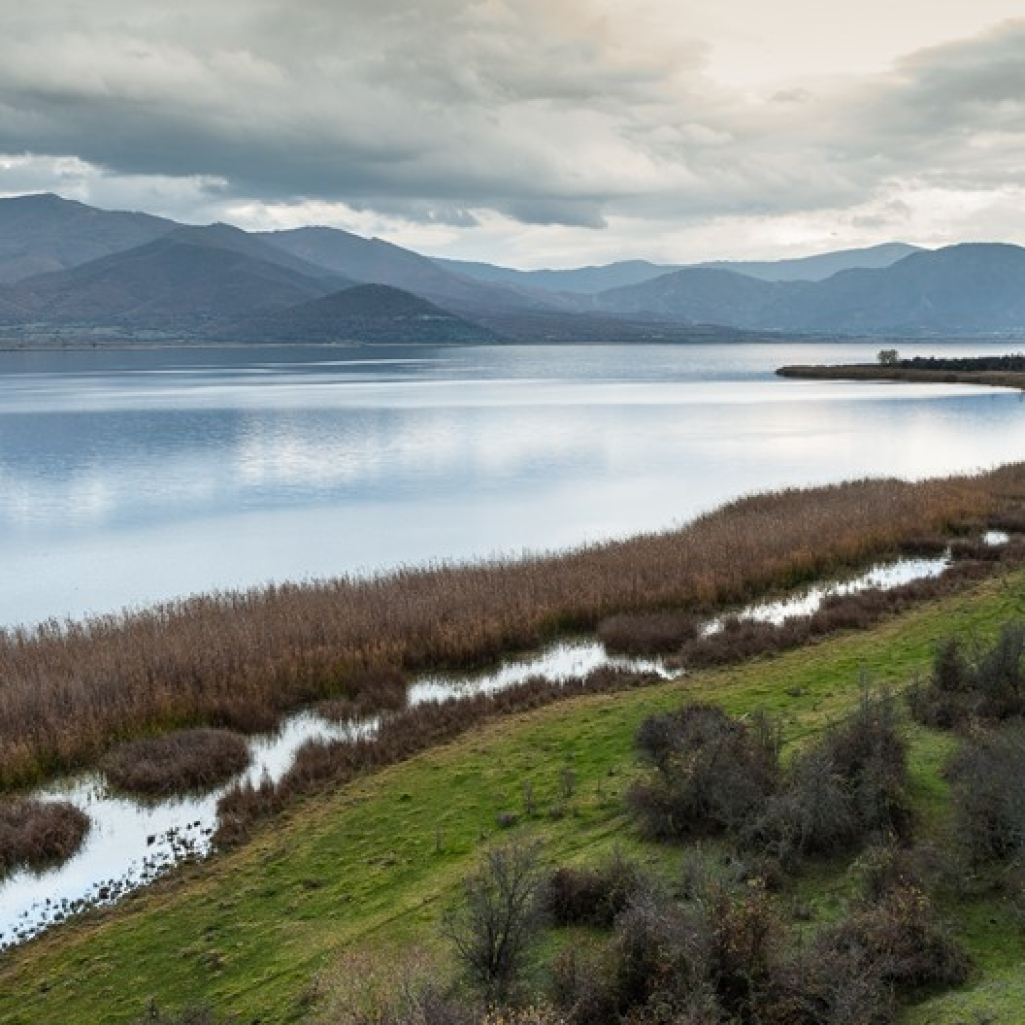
[310,946,470,1025]
[947,720,1025,869]
[100,729,250,796]
[628,704,780,840]
[0,798,90,876]
[910,622,1025,728]
[443,839,547,1005]
[544,850,650,928]
[749,690,912,867]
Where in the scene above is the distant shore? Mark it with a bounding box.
[777,362,1025,390]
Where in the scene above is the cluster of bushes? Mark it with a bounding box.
[0,798,90,876]
[909,621,1025,728]
[306,838,964,1025]
[627,693,912,871]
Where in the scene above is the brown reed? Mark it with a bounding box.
[0,467,1018,791]
[0,799,90,876]
[99,728,251,797]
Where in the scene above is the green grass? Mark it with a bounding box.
[3,569,1025,1024]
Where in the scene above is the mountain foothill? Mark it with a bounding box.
[0,192,1023,345]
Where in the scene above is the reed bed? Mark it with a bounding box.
[99,729,251,797]
[0,799,90,876]
[0,468,1018,790]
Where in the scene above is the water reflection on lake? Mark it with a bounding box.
[0,341,1022,628]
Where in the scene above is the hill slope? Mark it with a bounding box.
[221,283,504,344]
[0,193,178,283]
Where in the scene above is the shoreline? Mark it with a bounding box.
[777,362,1025,390]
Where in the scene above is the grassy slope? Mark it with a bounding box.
[4,571,1025,1024]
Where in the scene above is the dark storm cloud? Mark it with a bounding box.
[0,2,1023,233]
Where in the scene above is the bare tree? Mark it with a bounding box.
[443,838,546,1005]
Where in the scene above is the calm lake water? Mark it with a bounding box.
[1,340,1022,629]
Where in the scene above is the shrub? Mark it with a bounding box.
[131,1002,227,1025]
[310,946,470,1025]
[317,666,408,720]
[100,729,250,796]
[749,689,912,867]
[910,622,1025,727]
[815,884,968,991]
[544,850,650,928]
[0,798,90,876]
[444,839,547,1004]
[628,704,780,840]
[947,719,1025,869]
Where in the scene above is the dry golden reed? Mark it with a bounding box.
[0,467,1020,789]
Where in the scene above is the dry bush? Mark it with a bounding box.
[444,839,547,1005]
[628,704,780,841]
[910,622,1025,728]
[310,946,469,1025]
[597,611,699,655]
[131,1003,230,1025]
[0,798,90,876]
[749,690,912,867]
[946,719,1025,869]
[100,729,250,796]
[544,850,651,928]
[814,884,968,992]
[0,469,1010,790]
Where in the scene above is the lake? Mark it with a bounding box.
[1,340,1022,629]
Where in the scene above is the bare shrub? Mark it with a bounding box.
[598,611,699,655]
[444,839,547,1005]
[814,884,968,991]
[131,1001,228,1024]
[100,729,250,796]
[310,946,470,1025]
[544,850,650,928]
[628,704,780,840]
[0,798,90,876]
[947,720,1025,868]
[750,690,911,867]
[547,946,620,1025]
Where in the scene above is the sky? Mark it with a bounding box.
[1,0,1024,268]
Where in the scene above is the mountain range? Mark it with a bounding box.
[0,193,1022,345]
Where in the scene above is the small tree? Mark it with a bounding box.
[877,348,900,366]
[444,839,546,1005]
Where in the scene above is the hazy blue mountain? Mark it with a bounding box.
[434,243,921,295]
[698,242,922,283]
[262,226,555,315]
[8,225,349,331]
[219,282,504,344]
[592,243,1025,336]
[0,193,178,283]
[433,257,675,295]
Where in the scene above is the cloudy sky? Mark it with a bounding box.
[1,0,1024,267]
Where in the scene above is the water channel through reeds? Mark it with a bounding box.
[0,542,1001,949]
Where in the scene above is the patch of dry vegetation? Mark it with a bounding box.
[0,468,1016,790]
[99,729,250,797]
[0,799,89,876]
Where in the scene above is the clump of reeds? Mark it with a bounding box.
[0,798,90,876]
[100,729,250,797]
[317,667,407,721]
[0,467,1018,791]
[598,611,699,654]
